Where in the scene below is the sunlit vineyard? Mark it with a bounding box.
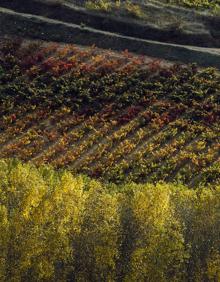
[0,0,220,277]
[0,38,219,187]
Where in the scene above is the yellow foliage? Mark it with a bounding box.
[207,251,220,281]
[0,159,219,281]
[126,183,187,281]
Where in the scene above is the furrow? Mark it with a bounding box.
[145,129,205,182]
[67,100,171,170]
[89,102,176,169]
[0,108,71,155]
[188,149,220,187]
[171,137,220,184]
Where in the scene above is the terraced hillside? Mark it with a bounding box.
[74,0,220,16]
[1,0,220,69]
[1,38,219,186]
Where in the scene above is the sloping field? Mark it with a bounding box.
[0,38,219,186]
[0,0,220,69]
[1,2,220,281]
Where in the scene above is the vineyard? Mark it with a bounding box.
[1,38,219,187]
[0,0,220,279]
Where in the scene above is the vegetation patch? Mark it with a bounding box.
[0,39,219,187]
[166,0,220,11]
[0,158,220,281]
[0,3,219,281]
[83,0,220,14]
[85,0,143,18]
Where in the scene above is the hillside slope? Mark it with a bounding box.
[1,38,219,186]
[0,0,220,68]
